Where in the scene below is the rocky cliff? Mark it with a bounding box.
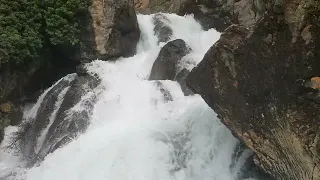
[187,0,320,179]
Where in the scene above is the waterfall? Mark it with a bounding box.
[0,13,262,180]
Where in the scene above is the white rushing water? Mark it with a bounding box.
[0,14,255,180]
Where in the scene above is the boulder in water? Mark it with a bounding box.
[187,3,320,179]
[149,39,192,95]
[16,74,100,166]
[149,39,190,80]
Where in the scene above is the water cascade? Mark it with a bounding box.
[0,13,263,180]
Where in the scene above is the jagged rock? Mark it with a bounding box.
[79,0,140,62]
[18,74,100,166]
[187,3,320,179]
[149,39,190,80]
[153,14,173,44]
[36,75,100,159]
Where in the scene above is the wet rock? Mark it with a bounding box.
[230,142,273,180]
[76,64,88,76]
[79,0,140,62]
[149,39,190,80]
[20,77,74,164]
[175,69,193,96]
[18,74,100,166]
[187,5,320,179]
[155,81,173,102]
[36,75,100,159]
[153,14,173,44]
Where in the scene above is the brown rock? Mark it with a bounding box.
[187,6,320,180]
[80,0,140,62]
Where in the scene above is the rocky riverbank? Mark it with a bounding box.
[187,0,320,179]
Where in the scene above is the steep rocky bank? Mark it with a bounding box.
[187,0,320,179]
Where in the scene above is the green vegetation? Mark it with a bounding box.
[0,0,90,67]
[305,0,320,24]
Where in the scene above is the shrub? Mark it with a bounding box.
[0,0,90,67]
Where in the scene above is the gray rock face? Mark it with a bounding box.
[149,39,190,80]
[18,74,100,166]
[149,39,192,95]
[80,0,141,62]
[187,3,320,179]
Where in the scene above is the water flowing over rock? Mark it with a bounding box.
[152,14,173,44]
[187,3,320,179]
[17,74,100,166]
[80,0,141,62]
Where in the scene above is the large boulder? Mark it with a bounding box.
[149,39,190,80]
[187,2,320,179]
[79,0,140,62]
[17,74,100,166]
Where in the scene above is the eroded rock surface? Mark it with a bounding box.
[17,74,100,166]
[80,0,140,62]
[187,2,320,179]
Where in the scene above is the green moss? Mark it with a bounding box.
[0,0,90,67]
